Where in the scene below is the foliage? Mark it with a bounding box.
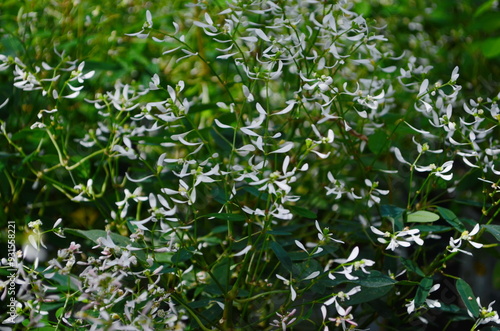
[0,0,499,330]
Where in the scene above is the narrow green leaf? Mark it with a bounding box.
[172,248,193,264]
[380,205,405,231]
[270,241,293,273]
[437,207,465,231]
[494,262,500,289]
[211,257,230,292]
[396,280,419,286]
[368,130,389,154]
[203,213,246,221]
[0,151,18,159]
[380,205,405,218]
[474,0,497,17]
[401,257,425,277]
[407,210,440,223]
[484,224,500,242]
[413,224,452,232]
[353,271,396,288]
[456,278,480,317]
[414,277,433,307]
[267,230,292,236]
[241,185,268,200]
[347,285,393,305]
[479,37,500,58]
[188,298,213,309]
[210,225,228,234]
[56,307,65,319]
[289,205,317,219]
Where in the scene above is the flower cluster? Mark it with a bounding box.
[0,1,499,330]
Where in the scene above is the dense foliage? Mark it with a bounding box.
[1,1,500,330]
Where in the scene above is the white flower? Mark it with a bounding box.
[406,284,441,315]
[269,309,297,330]
[450,66,460,83]
[69,61,95,84]
[295,240,323,256]
[325,172,348,199]
[315,220,344,244]
[276,274,297,301]
[324,286,361,306]
[406,299,415,314]
[249,156,297,196]
[371,226,424,251]
[414,160,454,181]
[115,187,148,208]
[331,247,374,280]
[353,258,375,274]
[149,74,161,90]
[365,179,389,207]
[328,302,358,330]
[471,298,500,325]
[125,10,153,39]
[448,224,483,255]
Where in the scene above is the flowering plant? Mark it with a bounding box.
[0,0,499,330]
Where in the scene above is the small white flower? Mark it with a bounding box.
[406,284,441,315]
[472,298,500,325]
[276,274,297,301]
[328,302,358,330]
[315,220,344,244]
[269,309,297,330]
[371,226,424,251]
[415,161,454,181]
[324,286,361,306]
[448,224,483,255]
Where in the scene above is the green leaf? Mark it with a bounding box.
[0,268,11,277]
[494,262,500,289]
[289,205,317,219]
[203,213,246,222]
[437,207,465,231]
[0,151,18,159]
[456,278,480,318]
[172,248,193,264]
[188,298,214,309]
[478,37,500,58]
[380,205,405,231]
[407,210,440,223]
[267,230,292,236]
[353,270,396,288]
[474,0,498,17]
[241,185,268,201]
[270,241,293,273]
[414,277,433,307]
[413,224,452,232]
[484,224,500,242]
[210,225,228,234]
[45,272,79,291]
[401,257,425,277]
[347,285,393,305]
[396,280,419,286]
[211,257,231,292]
[368,130,389,154]
[56,307,65,319]
[188,103,220,114]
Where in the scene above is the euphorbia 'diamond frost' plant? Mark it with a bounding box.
[0,1,499,330]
